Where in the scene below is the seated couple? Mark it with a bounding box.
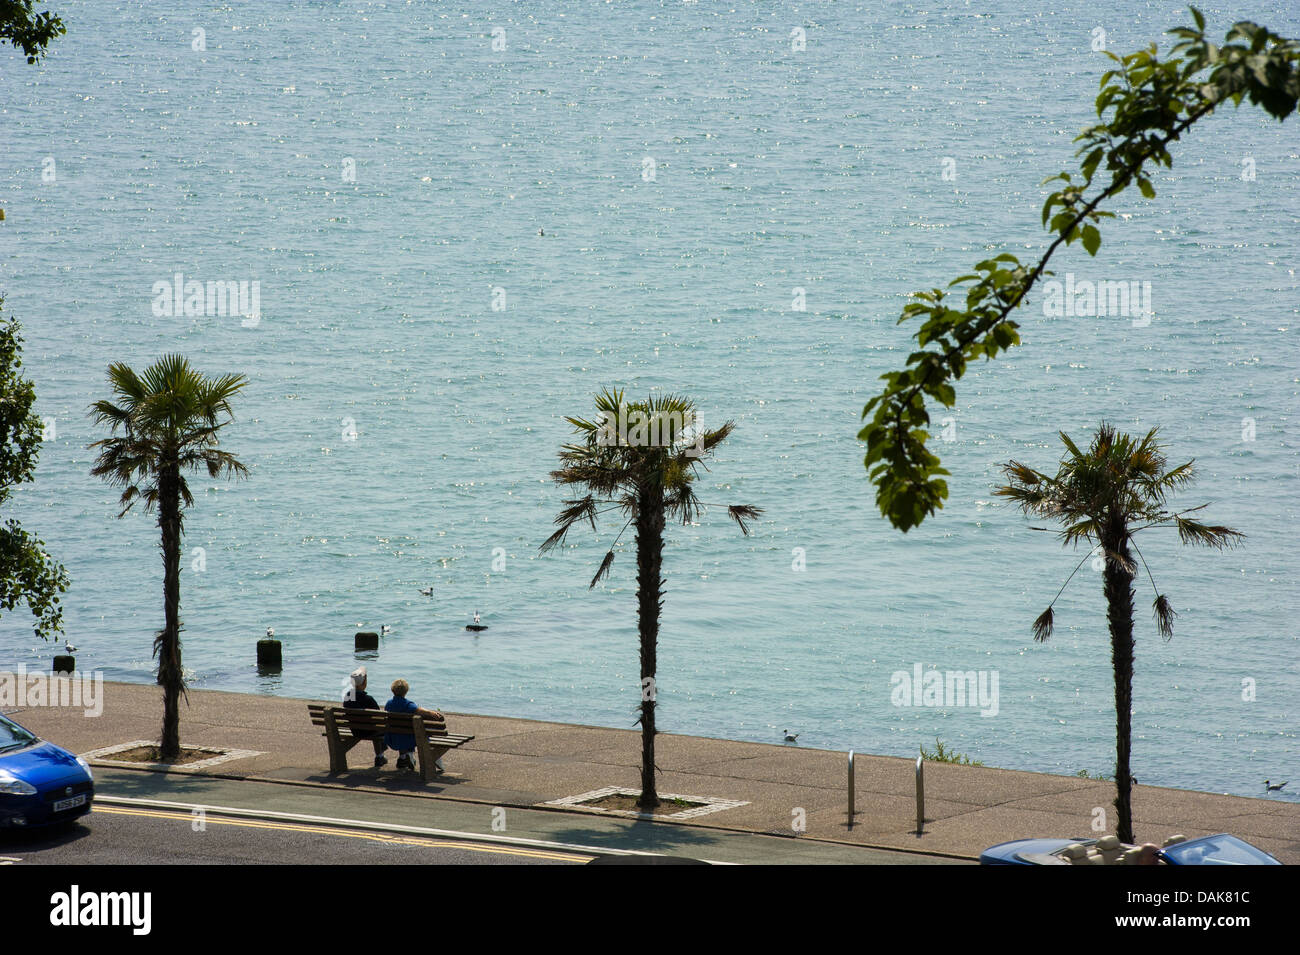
[343,666,446,773]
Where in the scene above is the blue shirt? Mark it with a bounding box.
[384,696,417,752]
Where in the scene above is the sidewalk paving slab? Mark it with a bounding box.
[5,677,1297,863]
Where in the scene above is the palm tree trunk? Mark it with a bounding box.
[157,464,184,760]
[634,478,665,810]
[1103,519,1136,844]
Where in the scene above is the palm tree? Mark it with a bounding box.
[89,355,248,759]
[540,390,761,809]
[996,423,1242,843]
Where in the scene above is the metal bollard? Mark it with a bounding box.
[847,750,855,828]
[915,755,925,835]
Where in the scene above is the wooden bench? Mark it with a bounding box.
[307,703,474,783]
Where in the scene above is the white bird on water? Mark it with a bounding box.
[419,586,434,597]
[783,730,799,743]
[1265,779,1288,792]
[381,625,392,636]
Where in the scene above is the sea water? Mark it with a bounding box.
[1,1,1296,799]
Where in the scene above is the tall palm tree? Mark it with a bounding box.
[89,355,248,759]
[996,423,1242,843]
[541,390,761,809]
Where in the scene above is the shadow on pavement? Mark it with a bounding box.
[0,819,92,850]
[542,817,722,855]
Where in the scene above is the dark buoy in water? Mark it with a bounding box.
[466,611,488,632]
[53,655,75,674]
[355,631,379,650]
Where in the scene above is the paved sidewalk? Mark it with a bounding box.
[86,770,962,864]
[6,678,1298,862]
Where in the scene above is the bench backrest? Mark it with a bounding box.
[308,703,448,737]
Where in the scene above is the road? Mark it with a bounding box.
[2,805,586,865]
[1,768,970,865]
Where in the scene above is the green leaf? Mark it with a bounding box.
[1081,225,1101,256]
[1080,147,1104,183]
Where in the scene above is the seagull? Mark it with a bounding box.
[1265,780,1288,792]
[783,730,799,743]
[466,610,488,632]
[419,586,434,597]
[265,627,275,639]
[381,625,392,636]
[64,642,78,653]
[538,228,544,236]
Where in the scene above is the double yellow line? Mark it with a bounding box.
[96,805,591,863]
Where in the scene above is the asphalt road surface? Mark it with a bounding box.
[1,806,588,865]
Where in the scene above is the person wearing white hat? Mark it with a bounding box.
[342,666,387,767]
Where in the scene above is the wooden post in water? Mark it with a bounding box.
[258,627,282,669]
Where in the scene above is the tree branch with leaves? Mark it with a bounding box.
[0,305,68,640]
[860,9,1300,531]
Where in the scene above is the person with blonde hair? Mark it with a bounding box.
[384,678,446,773]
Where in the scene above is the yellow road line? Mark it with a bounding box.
[94,805,590,863]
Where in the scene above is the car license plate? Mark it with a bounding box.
[52,794,88,812]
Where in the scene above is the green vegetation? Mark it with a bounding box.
[541,390,760,809]
[89,356,248,759]
[997,424,1241,843]
[860,9,1300,531]
[920,738,983,766]
[0,306,68,639]
[2,1,65,64]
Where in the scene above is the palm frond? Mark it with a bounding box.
[88,356,248,516]
[1061,518,1101,548]
[589,549,616,589]
[698,420,735,455]
[1032,606,1055,643]
[1175,516,1245,550]
[543,389,751,585]
[727,504,762,535]
[1153,594,1176,641]
[664,485,701,525]
[1057,430,1085,461]
[539,497,632,555]
[1156,460,1196,492]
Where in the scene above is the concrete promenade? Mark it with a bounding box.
[6,678,1297,863]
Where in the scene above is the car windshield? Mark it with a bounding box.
[0,714,39,751]
[1162,835,1278,865]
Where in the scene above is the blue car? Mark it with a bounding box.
[0,712,94,830]
[980,833,1282,865]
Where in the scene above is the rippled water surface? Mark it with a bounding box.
[2,1,1297,799]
